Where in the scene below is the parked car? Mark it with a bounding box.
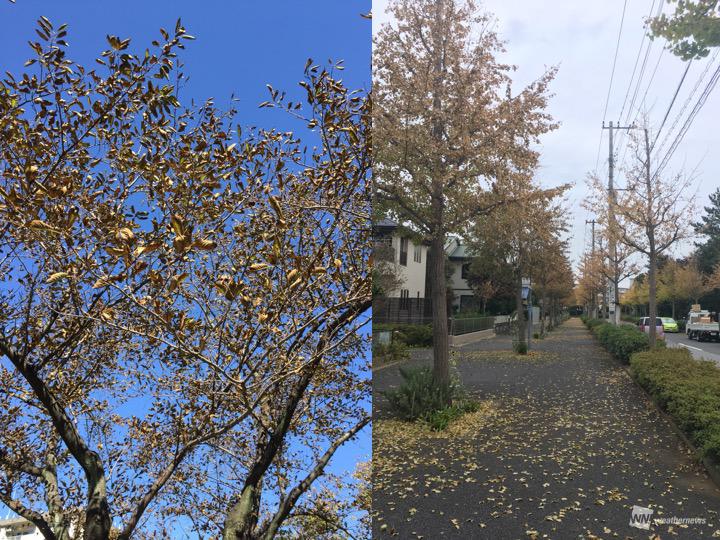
[637,317,665,339]
[660,317,679,333]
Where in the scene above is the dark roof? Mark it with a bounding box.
[374,218,398,229]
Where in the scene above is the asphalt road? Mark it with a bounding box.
[664,331,720,366]
[373,319,720,539]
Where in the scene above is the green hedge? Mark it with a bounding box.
[631,348,720,462]
[594,323,650,364]
[373,323,433,347]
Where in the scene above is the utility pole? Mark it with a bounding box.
[602,121,633,325]
[586,219,597,318]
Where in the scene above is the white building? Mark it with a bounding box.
[374,219,428,301]
[0,517,43,540]
[445,237,477,311]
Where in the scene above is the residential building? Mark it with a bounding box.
[0,517,43,540]
[444,237,478,311]
[373,219,429,323]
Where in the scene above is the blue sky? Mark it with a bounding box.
[0,1,370,131]
[0,0,370,529]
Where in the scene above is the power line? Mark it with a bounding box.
[655,60,720,177]
[614,0,666,164]
[652,59,693,150]
[653,49,720,161]
[596,0,629,171]
[617,0,657,122]
[602,0,630,122]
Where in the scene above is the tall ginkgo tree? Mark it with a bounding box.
[596,124,695,346]
[374,0,557,385]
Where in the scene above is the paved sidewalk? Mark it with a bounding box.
[373,318,720,539]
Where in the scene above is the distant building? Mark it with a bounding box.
[444,237,476,311]
[0,517,43,540]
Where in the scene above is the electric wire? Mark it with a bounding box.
[596,0,630,171]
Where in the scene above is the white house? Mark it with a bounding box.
[444,237,478,311]
[373,219,429,323]
[374,219,428,302]
[0,517,44,540]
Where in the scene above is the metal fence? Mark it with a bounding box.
[374,297,508,337]
[373,297,433,325]
[450,316,497,336]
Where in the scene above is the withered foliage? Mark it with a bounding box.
[0,17,370,539]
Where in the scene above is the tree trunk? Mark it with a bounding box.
[644,127,657,349]
[223,481,262,540]
[83,475,110,540]
[430,231,450,387]
[515,274,526,351]
[648,251,658,348]
[672,301,675,319]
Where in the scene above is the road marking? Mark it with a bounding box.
[679,343,703,352]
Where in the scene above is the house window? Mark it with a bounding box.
[399,289,410,310]
[413,244,422,263]
[461,263,470,279]
[399,237,408,266]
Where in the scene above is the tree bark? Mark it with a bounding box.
[644,127,657,349]
[648,249,658,348]
[515,273,526,351]
[430,230,450,387]
[428,0,450,390]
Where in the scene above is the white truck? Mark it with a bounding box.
[686,307,720,342]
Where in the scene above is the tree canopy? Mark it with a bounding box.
[0,17,370,539]
[649,0,720,60]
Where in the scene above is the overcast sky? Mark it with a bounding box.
[373,0,720,276]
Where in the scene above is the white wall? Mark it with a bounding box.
[448,259,472,307]
[0,520,44,540]
[385,235,427,299]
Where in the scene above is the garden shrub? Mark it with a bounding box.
[396,324,433,347]
[373,323,433,347]
[630,348,720,462]
[372,340,409,363]
[590,322,650,364]
[585,318,606,330]
[426,401,479,431]
[383,367,478,430]
[383,367,455,421]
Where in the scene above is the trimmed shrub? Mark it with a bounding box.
[372,340,409,364]
[591,321,650,363]
[585,318,606,330]
[630,348,720,462]
[373,323,433,347]
[396,324,433,347]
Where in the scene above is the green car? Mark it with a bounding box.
[661,317,679,332]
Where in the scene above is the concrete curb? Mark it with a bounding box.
[450,328,495,347]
